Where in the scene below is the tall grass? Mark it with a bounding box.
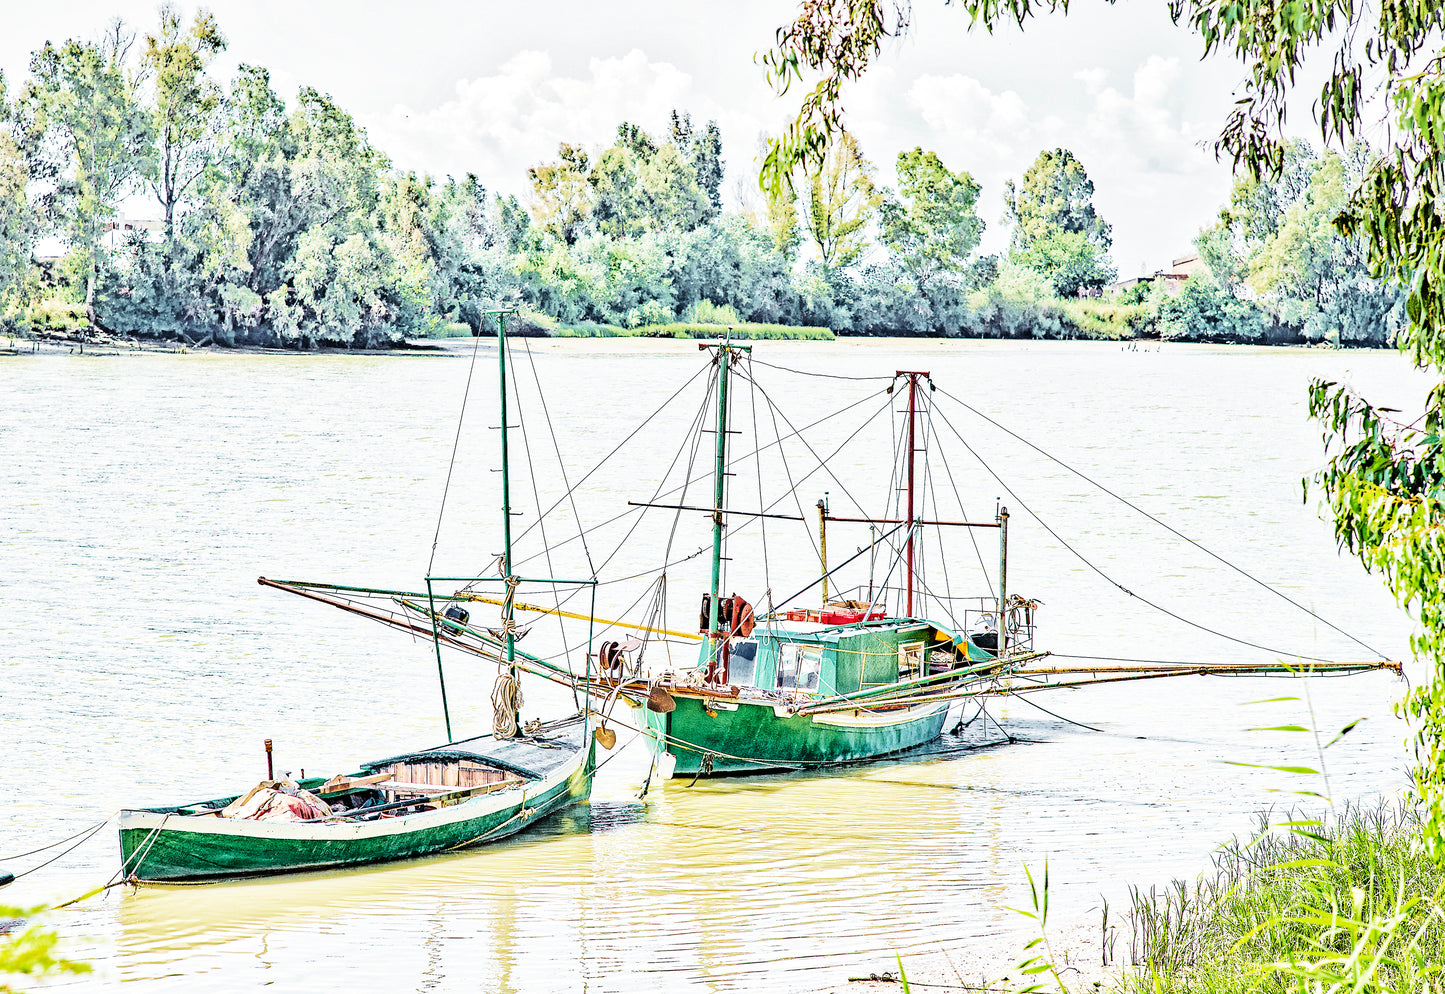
[1122,803,1445,994]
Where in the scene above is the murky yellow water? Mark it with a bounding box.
[0,339,1422,992]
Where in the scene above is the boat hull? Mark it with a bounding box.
[639,695,950,777]
[118,740,593,882]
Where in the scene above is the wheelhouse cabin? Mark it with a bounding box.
[709,619,991,698]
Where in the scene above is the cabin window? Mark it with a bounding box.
[777,643,821,692]
[898,640,926,680]
[729,640,759,687]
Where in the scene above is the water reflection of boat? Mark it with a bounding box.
[117,312,595,881]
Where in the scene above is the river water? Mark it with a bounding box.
[0,338,1425,992]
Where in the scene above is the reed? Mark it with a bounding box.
[1120,802,1445,994]
[0,905,91,989]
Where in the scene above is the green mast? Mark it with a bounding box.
[704,337,750,677]
[491,307,520,734]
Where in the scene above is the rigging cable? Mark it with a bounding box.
[520,338,596,577]
[745,356,897,382]
[745,353,774,607]
[510,341,576,702]
[427,331,487,575]
[929,404,1339,663]
[505,361,713,556]
[1008,693,1106,733]
[933,386,1387,660]
[507,382,890,574]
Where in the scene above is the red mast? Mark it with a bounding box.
[897,370,928,616]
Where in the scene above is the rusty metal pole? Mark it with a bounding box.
[264,738,273,780]
[998,507,1010,655]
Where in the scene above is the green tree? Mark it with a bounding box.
[671,110,724,220]
[25,27,153,334]
[141,3,225,269]
[527,142,592,245]
[1004,148,1115,295]
[0,72,40,318]
[804,130,881,271]
[878,147,982,295]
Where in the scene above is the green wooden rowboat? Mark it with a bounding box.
[117,718,594,882]
[117,309,602,881]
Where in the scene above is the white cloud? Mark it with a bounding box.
[370,49,710,195]
[1074,68,1108,95]
[877,58,1226,269]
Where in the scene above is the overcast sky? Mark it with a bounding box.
[2,0,1310,276]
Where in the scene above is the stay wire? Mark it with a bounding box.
[509,372,887,574]
[1008,692,1106,733]
[934,386,1387,661]
[931,406,1338,663]
[745,356,896,382]
[520,338,595,577]
[428,332,487,575]
[739,370,875,548]
[922,403,962,629]
[746,355,774,604]
[754,370,823,565]
[616,389,896,594]
[508,342,575,694]
[505,361,712,558]
[934,399,995,599]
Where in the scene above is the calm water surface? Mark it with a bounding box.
[0,339,1425,992]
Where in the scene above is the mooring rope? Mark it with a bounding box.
[2,819,111,881]
[0,820,109,863]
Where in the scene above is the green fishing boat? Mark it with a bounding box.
[595,344,1395,779]
[589,345,1039,779]
[117,310,598,881]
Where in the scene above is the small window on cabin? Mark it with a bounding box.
[899,641,926,680]
[777,643,821,692]
[729,640,758,687]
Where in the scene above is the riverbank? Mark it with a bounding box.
[0,326,1390,357]
[827,803,1437,994]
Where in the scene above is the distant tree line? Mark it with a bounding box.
[0,7,1404,347]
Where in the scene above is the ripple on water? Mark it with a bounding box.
[0,341,1422,992]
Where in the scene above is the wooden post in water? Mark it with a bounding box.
[998,506,1010,654]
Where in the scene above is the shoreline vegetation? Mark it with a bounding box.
[840,803,1439,994]
[0,10,1405,355]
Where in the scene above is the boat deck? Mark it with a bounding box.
[365,717,589,781]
